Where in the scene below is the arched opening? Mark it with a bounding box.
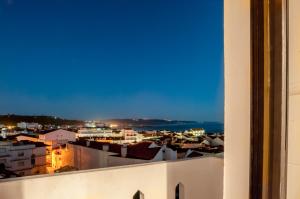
[175,183,184,199]
[133,190,144,199]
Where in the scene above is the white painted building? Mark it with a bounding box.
[77,128,115,138]
[0,141,47,176]
[184,128,206,137]
[16,134,39,142]
[84,121,96,128]
[38,129,76,149]
[121,129,143,143]
[65,141,177,170]
[17,122,42,130]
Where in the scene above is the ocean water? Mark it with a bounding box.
[133,123,224,134]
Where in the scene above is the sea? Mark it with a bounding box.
[133,122,224,134]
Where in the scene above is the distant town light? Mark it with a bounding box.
[7,126,14,130]
[110,124,118,128]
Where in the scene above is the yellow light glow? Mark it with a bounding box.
[7,126,14,130]
[110,124,118,128]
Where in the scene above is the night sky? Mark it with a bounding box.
[0,0,223,122]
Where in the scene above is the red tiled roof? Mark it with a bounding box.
[18,134,39,138]
[12,140,48,147]
[126,142,161,160]
[70,140,121,153]
[70,140,161,160]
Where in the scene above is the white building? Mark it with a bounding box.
[38,129,76,149]
[121,129,143,143]
[84,121,96,128]
[77,128,115,138]
[17,122,42,130]
[184,128,206,137]
[1,128,7,139]
[0,128,20,139]
[77,128,144,144]
[0,140,47,176]
[16,134,39,142]
[65,141,177,170]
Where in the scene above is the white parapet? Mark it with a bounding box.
[0,157,223,199]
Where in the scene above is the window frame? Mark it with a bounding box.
[250,0,288,198]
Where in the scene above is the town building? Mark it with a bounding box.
[77,127,115,138]
[38,129,76,149]
[17,122,42,130]
[64,141,177,170]
[0,140,47,176]
[184,128,206,137]
[121,128,143,143]
[16,134,39,142]
[84,121,96,128]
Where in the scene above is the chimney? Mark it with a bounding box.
[86,140,90,147]
[121,144,127,158]
[102,144,109,152]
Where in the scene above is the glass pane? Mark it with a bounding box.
[0,0,224,198]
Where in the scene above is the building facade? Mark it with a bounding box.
[0,141,47,176]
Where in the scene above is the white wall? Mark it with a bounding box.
[10,159,32,172]
[10,149,32,161]
[17,136,38,142]
[167,158,223,199]
[107,156,148,167]
[164,147,177,161]
[68,144,115,170]
[67,144,149,169]
[34,156,46,167]
[0,157,223,199]
[32,147,46,157]
[39,130,76,143]
[224,0,251,199]
[287,0,300,198]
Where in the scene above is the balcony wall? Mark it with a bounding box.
[224,0,251,199]
[0,157,223,199]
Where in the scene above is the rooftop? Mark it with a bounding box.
[70,141,161,160]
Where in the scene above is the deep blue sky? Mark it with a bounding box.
[0,0,223,122]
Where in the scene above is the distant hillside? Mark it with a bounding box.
[0,114,215,129]
[101,119,198,127]
[0,114,84,126]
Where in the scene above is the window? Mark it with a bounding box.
[31,154,36,166]
[0,0,225,197]
[0,159,6,164]
[18,152,24,157]
[17,161,25,167]
[133,190,144,199]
